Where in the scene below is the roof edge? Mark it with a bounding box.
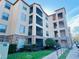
[5,0,66,17]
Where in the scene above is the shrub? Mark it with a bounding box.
[45,38,57,49]
[8,44,17,54]
[22,44,37,51]
[32,44,43,51]
[31,44,38,51]
[23,44,42,51]
[21,44,31,51]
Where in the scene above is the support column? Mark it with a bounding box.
[32,35,36,44]
[43,37,46,46]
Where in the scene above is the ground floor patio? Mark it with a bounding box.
[0,34,72,48]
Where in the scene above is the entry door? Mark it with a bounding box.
[61,40,67,47]
[17,39,25,49]
[36,39,43,47]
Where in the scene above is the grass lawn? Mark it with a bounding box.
[59,49,70,59]
[8,50,53,59]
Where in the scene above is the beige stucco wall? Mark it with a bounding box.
[0,0,72,47]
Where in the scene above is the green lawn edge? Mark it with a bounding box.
[59,49,71,59]
[8,50,53,59]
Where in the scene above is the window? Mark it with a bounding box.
[28,26,32,35]
[54,31,58,37]
[36,15,43,26]
[0,24,7,33]
[2,12,9,21]
[19,25,25,33]
[60,30,66,37]
[23,6,27,11]
[36,7,42,17]
[58,13,63,19]
[5,2,11,9]
[46,31,49,36]
[59,21,64,28]
[21,13,26,21]
[29,15,33,24]
[28,38,32,44]
[53,14,56,20]
[46,23,48,28]
[46,17,48,20]
[53,23,57,29]
[36,26,43,36]
[36,39,43,47]
[30,6,33,13]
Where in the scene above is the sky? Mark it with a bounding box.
[10,0,79,36]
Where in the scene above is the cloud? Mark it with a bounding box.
[67,7,79,18]
[68,15,79,36]
[67,7,79,36]
[73,26,79,33]
[8,0,16,3]
[44,9,55,15]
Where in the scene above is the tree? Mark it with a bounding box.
[45,38,56,48]
[74,34,79,42]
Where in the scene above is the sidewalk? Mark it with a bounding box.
[42,49,66,59]
[66,45,79,59]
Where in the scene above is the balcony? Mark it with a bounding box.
[60,30,66,37]
[53,23,57,29]
[59,21,64,28]
[36,7,43,17]
[53,14,56,20]
[36,16,43,26]
[28,26,32,35]
[58,12,63,19]
[36,26,43,36]
[54,31,58,37]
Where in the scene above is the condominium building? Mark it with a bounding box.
[0,0,72,48]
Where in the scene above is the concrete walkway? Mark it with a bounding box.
[42,49,66,59]
[66,45,79,59]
